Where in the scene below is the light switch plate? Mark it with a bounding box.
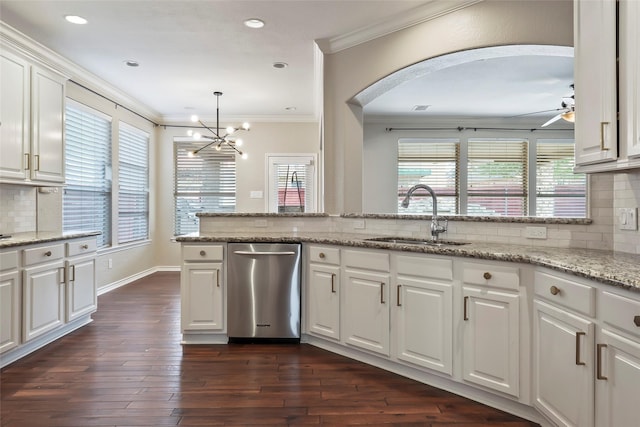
[525,226,547,239]
[618,207,638,230]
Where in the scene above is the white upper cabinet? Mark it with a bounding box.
[574,0,640,172]
[0,46,66,185]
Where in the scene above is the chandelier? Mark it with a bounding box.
[188,91,250,159]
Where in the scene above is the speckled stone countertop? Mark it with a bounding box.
[341,213,593,224]
[0,231,101,249]
[197,212,330,218]
[177,232,640,292]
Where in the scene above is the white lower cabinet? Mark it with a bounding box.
[180,244,225,334]
[0,250,20,354]
[342,249,390,356]
[394,254,453,375]
[23,259,66,341]
[306,245,341,341]
[65,255,97,322]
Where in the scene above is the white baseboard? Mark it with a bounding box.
[97,265,180,296]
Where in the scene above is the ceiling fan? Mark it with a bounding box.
[511,84,575,127]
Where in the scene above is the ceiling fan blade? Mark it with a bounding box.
[541,113,563,127]
[508,108,564,119]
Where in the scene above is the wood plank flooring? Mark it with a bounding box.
[1,272,538,426]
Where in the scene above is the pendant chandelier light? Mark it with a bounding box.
[188,91,250,159]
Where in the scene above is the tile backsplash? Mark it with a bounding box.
[0,184,37,234]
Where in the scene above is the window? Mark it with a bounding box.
[467,138,527,216]
[174,140,236,235]
[397,137,585,217]
[64,101,112,248]
[118,122,149,244]
[267,155,316,213]
[535,139,586,217]
[397,139,458,214]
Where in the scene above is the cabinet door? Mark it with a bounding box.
[181,263,224,331]
[462,286,519,397]
[595,329,640,427]
[23,260,65,341]
[619,0,640,160]
[533,300,594,427]
[395,277,452,375]
[0,271,21,353]
[307,263,340,341]
[574,0,618,166]
[0,50,30,181]
[30,65,65,183]
[343,268,390,356]
[66,256,97,322]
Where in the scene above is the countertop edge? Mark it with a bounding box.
[0,231,101,248]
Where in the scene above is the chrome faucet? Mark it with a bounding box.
[401,184,447,241]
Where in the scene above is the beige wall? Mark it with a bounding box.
[323,0,574,213]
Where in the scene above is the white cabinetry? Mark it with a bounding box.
[65,238,97,322]
[343,249,390,356]
[23,243,66,341]
[574,0,640,171]
[393,253,453,375]
[181,244,225,335]
[0,46,66,185]
[306,245,341,341]
[0,250,21,353]
[461,261,520,398]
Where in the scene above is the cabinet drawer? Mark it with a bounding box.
[67,238,97,257]
[343,249,389,272]
[0,250,19,271]
[23,244,64,266]
[183,244,224,261]
[396,254,452,281]
[308,246,340,265]
[600,291,640,337]
[463,261,519,290]
[535,271,595,317]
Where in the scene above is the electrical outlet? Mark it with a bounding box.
[525,226,547,239]
[249,190,263,199]
[353,219,365,229]
[108,258,113,269]
[618,207,638,230]
[254,219,268,227]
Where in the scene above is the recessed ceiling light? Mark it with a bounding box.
[124,60,139,67]
[285,107,297,111]
[64,15,88,25]
[244,18,265,29]
[273,62,288,69]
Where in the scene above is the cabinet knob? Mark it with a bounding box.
[483,272,492,280]
[81,244,89,250]
[199,250,206,256]
[44,251,52,257]
[550,285,561,296]
[319,252,326,259]
[634,316,640,327]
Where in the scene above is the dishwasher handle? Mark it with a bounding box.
[233,251,297,256]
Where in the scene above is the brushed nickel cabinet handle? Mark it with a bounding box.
[550,285,560,296]
[34,154,40,171]
[600,122,610,151]
[25,153,30,170]
[330,273,336,293]
[575,332,586,366]
[483,272,492,280]
[200,250,206,256]
[634,316,640,327]
[70,265,76,282]
[59,267,66,284]
[44,251,52,257]
[319,252,325,259]
[380,283,385,304]
[597,343,608,380]
[216,269,220,287]
[81,244,89,250]
[464,296,469,321]
[397,285,401,307]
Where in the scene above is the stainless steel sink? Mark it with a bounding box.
[365,236,469,246]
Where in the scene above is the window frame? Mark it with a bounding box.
[265,154,317,213]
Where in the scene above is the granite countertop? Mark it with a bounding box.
[0,231,101,249]
[177,232,640,292]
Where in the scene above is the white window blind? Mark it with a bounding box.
[467,138,528,216]
[174,141,236,235]
[118,122,149,244]
[397,139,459,214]
[267,155,316,213]
[63,100,112,248]
[536,139,586,217]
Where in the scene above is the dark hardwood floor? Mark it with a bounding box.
[1,272,538,426]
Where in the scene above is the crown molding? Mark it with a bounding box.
[318,0,483,54]
[0,21,162,124]
[161,114,319,125]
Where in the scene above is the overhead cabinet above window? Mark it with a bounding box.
[574,0,640,172]
[0,46,67,185]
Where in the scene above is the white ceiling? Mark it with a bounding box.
[0,0,573,125]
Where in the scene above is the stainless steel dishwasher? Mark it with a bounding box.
[227,243,301,342]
